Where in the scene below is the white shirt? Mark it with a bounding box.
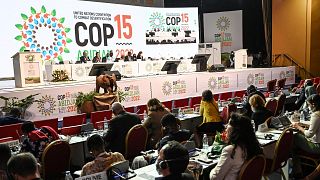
[304,111,320,143]
[210,145,244,180]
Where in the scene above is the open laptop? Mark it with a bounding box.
[270,115,292,129]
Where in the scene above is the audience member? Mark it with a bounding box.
[291,94,320,177]
[243,85,266,117]
[143,98,170,149]
[158,114,192,149]
[137,51,143,60]
[20,121,58,159]
[81,134,125,176]
[156,141,193,180]
[197,90,223,133]
[0,144,11,179]
[7,153,41,180]
[301,79,317,110]
[249,94,273,130]
[124,51,133,62]
[295,79,315,110]
[104,102,141,155]
[78,51,90,63]
[210,113,263,179]
[92,52,102,63]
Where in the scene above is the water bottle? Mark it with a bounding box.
[65,171,73,180]
[202,134,209,150]
[251,120,256,132]
[300,111,305,122]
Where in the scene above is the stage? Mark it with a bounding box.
[0,66,295,121]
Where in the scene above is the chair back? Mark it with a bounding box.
[174,98,190,108]
[220,103,237,124]
[193,104,201,113]
[0,137,14,143]
[276,78,286,89]
[62,113,86,127]
[60,125,82,136]
[162,100,173,111]
[34,118,59,132]
[137,105,148,114]
[237,154,266,180]
[125,124,148,160]
[0,123,22,140]
[267,79,277,92]
[124,107,135,113]
[42,140,71,179]
[190,96,202,108]
[275,94,286,116]
[265,98,278,116]
[297,79,305,88]
[219,92,233,101]
[270,128,293,171]
[234,90,246,98]
[90,110,111,129]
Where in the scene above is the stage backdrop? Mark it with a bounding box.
[203,10,242,53]
[0,0,198,78]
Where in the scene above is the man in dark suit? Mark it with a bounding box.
[124,51,133,62]
[103,102,141,155]
[78,51,90,63]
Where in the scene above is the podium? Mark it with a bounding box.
[198,42,221,67]
[234,49,248,69]
[11,52,44,88]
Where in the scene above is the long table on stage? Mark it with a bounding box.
[0,66,295,121]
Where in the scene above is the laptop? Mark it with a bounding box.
[270,115,291,129]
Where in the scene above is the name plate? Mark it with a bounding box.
[75,171,107,180]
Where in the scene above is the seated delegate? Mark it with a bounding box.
[249,94,273,130]
[210,113,263,179]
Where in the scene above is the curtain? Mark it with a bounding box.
[261,0,272,67]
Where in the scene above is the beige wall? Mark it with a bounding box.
[272,0,310,70]
[310,0,320,76]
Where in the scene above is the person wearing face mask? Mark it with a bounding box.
[291,94,320,178]
[248,94,273,130]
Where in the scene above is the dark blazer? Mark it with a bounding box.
[159,129,192,150]
[251,106,273,130]
[104,111,141,155]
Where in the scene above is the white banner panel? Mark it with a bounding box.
[196,72,238,96]
[0,0,198,78]
[271,66,295,85]
[151,74,196,101]
[203,10,242,53]
[237,68,272,89]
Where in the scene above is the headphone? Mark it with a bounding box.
[158,156,189,169]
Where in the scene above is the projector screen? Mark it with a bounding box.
[0,0,198,78]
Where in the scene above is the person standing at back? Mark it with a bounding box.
[104,102,141,155]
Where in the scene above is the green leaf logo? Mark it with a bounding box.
[15,24,23,30]
[15,35,22,41]
[21,13,28,20]
[41,6,46,13]
[51,9,56,16]
[59,17,65,23]
[30,7,36,14]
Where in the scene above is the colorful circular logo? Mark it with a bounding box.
[216,16,230,32]
[162,81,172,96]
[149,12,165,30]
[75,66,85,77]
[37,95,56,116]
[208,77,217,90]
[280,71,286,79]
[247,73,254,85]
[145,63,152,72]
[15,6,72,61]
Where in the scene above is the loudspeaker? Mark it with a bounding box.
[208,64,225,72]
[104,70,121,81]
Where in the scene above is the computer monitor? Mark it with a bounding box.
[161,60,181,74]
[88,63,114,76]
[191,54,211,72]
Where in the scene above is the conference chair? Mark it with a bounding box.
[265,98,278,116]
[275,94,286,116]
[41,140,71,180]
[90,110,111,129]
[213,94,219,101]
[219,92,233,101]
[62,113,86,127]
[267,79,277,92]
[263,128,293,180]
[190,96,202,108]
[193,104,201,113]
[60,124,82,136]
[276,78,286,90]
[234,90,246,98]
[125,124,148,161]
[162,100,173,111]
[173,98,190,109]
[0,123,23,140]
[0,137,14,143]
[220,103,237,124]
[34,118,59,132]
[136,104,148,114]
[237,154,266,180]
[296,150,320,169]
[124,107,135,113]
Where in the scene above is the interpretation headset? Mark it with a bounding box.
[158,155,189,169]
